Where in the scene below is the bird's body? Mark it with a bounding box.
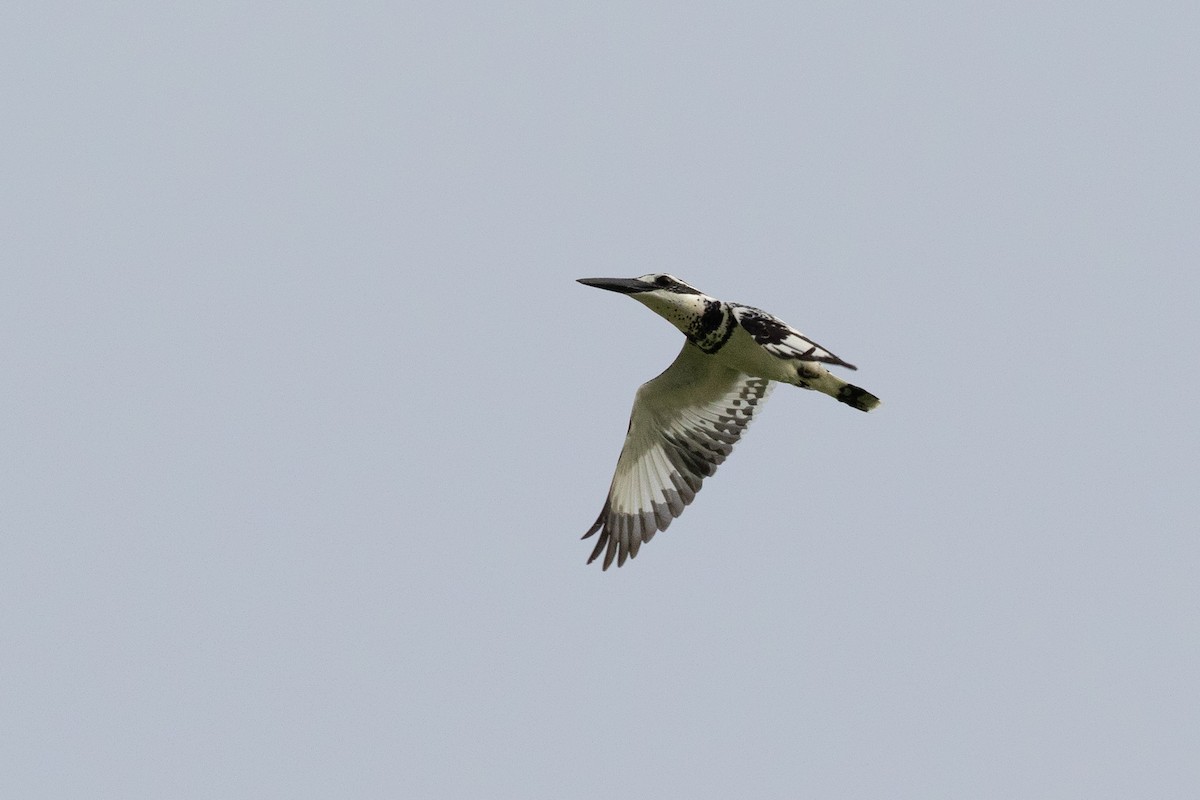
[578,274,879,569]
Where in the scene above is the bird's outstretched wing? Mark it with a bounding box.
[583,342,773,569]
[731,304,858,370]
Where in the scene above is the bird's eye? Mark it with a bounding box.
[655,276,671,287]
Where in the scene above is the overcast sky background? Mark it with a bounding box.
[4,3,1199,798]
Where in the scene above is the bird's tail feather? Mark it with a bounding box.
[835,383,881,412]
[805,371,881,412]
[794,368,882,412]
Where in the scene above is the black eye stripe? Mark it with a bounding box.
[637,273,701,295]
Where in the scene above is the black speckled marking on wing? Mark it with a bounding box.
[736,306,792,345]
[732,304,857,370]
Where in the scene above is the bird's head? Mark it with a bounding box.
[577,274,712,334]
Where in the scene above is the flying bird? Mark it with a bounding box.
[577,274,880,569]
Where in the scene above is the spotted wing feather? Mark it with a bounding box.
[583,342,773,569]
[732,304,858,370]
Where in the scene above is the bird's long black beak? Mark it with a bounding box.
[577,277,654,294]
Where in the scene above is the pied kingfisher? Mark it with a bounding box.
[577,273,880,570]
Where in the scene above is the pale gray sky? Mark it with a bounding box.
[3,3,1199,798]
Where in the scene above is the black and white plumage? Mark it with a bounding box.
[577,274,880,570]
